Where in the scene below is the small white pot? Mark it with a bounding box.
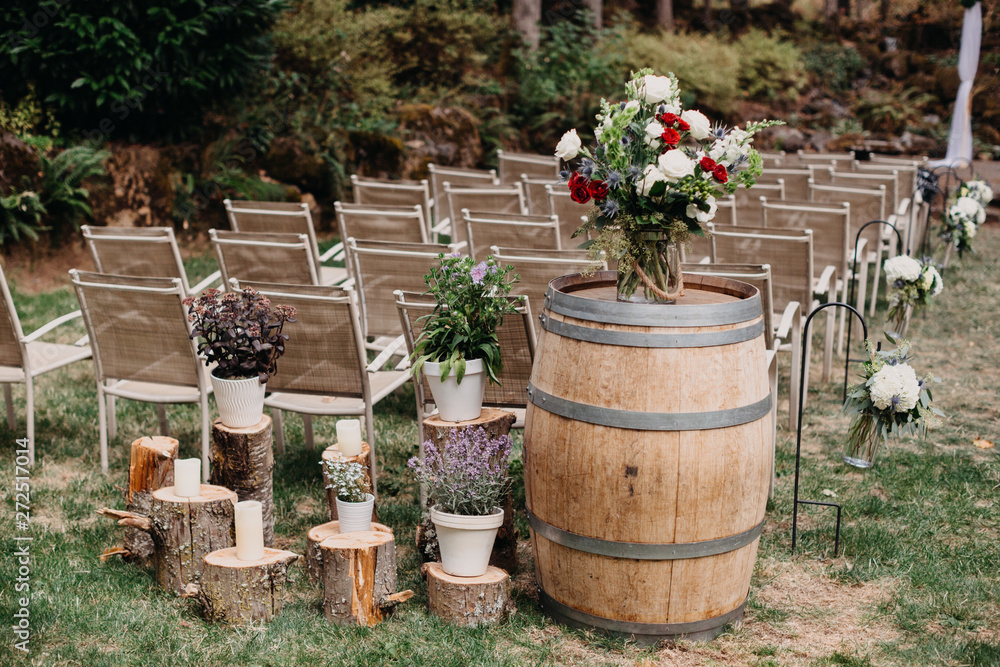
[336,494,375,533]
[423,358,486,423]
[211,373,266,428]
[431,505,503,577]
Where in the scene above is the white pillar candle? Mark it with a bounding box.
[336,419,363,457]
[234,500,265,562]
[173,458,201,498]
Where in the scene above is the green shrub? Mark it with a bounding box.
[733,29,806,103]
[0,190,46,245]
[803,43,868,92]
[38,145,109,244]
[0,0,285,140]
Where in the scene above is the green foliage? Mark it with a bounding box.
[733,29,806,102]
[0,190,45,245]
[323,458,371,503]
[0,0,285,139]
[803,42,868,92]
[38,145,109,244]
[853,86,937,134]
[0,87,60,139]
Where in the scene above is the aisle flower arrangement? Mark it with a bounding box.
[939,191,986,254]
[957,178,994,208]
[842,336,942,468]
[883,255,944,333]
[554,68,782,302]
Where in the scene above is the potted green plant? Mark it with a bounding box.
[409,252,520,422]
[323,456,374,532]
[408,427,512,577]
[184,287,296,428]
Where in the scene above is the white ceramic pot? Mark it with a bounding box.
[211,373,266,428]
[423,358,486,423]
[336,493,375,533]
[431,505,503,577]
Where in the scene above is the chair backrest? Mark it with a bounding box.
[232,280,369,399]
[347,239,455,341]
[334,202,428,245]
[759,151,785,168]
[545,184,592,251]
[489,246,606,324]
[521,175,560,216]
[81,225,192,295]
[394,289,535,409]
[497,150,560,184]
[854,162,918,198]
[210,230,319,287]
[734,180,784,226]
[760,198,851,290]
[807,164,835,183]
[70,270,201,387]
[758,169,812,200]
[795,150,856,166]
[832,170,899,212]
[681,262,775,347]
[349,175,433,233]
[870,154,925,167]
[809,183,887,253]
[0,264,27,369]
[444,184,525,247]
[462,210,560,260]
[708,224,814,313]
[428,164,498,228]
[224,199,321,268]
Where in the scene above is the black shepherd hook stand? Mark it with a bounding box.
[842,220,902,402]
[792,302,868,557]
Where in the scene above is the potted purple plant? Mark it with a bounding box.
[184,287,296,428]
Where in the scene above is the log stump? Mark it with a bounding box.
[320,531,412,626]
[149,485,236,595]
[125,436,178,561]
[423,562,513,627]
[210,416,274,547]
[184,547,299,624]
[320,442,373,522]
[305,520,392,584]
[418,409,518,574]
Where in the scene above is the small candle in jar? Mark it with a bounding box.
[173,458,201,498]
[336,419,363,457]
[234,500,265,562]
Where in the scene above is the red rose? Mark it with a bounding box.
[568,172,588,190]
[699,156,717,172]
[570,186,592,204]
[661,128,680,147]
[659,112,678,126]
[588,179,609,200]
[713,164,729,183]
[677,119,690,132]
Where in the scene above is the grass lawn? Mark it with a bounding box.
[0,222,997,666]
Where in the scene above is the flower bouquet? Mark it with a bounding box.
[939,192,986,254]
[842,336,942,468]
[957,178,994,208]
[323,456,374,532]
[883,255,943,335]
[554,69,782,303]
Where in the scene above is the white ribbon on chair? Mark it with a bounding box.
[930,2,982,169]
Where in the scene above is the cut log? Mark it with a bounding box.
[124,436,178,561]
[305,520,392,584]
[184,547,299,624]
[320,530,410,627]
[418,409,518,574]
[423,562,513,627]
[320,442,373,522]
[149,485,236,595]
[210,416,274,547]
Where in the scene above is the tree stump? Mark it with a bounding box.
[422,562,513,627]
[149,485,236,595]
[320,442,373,522]
[418,409,518,574]
[123,436,178,562]
[210,416,274,547]
[183,547,299,624]
[319,531,412,627]
[305,520,392,584]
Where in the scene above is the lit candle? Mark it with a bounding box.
[173,458,201,498]
[336,419,363,457]
[234,500,265,562]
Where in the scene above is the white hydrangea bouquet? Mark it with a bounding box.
[883,255,943,334]
[940,191,987,254]
[957,178,994,208]
[554,69,782,303]
[842,336,942,468]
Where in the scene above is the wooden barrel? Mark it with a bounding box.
[524,271,771,644]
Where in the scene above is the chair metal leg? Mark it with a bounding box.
[365,408,378,500]
[200,395,210,482]
[303,414,314,452]
[272,409,285,456]
[869,246,883,318]
[106,385,117,441]
[25,377,34,466]
[821,304,835,383]
[4,383,14,429]
[768,351,778,499]
[788,317,802,432]
[157,404,169,436]
[98,382,108,474]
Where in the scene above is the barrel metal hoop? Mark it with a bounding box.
[539,589,747,640]
[527,385,772,431]
[538,312,764,348]
[527,509,764,560]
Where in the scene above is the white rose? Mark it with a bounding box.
[555,129,582,160]
[644,121,664,147]
[640,75,675,104]
[869,363,920,412]
[963,220,977,239]
[922,266,943,296]
[955,196,985,225]
[638,164,667,197]
[682,110,712,140]
[686,196,718,223]
[883,255,921,284]
[657,149,695,182]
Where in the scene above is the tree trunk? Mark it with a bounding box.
[825,0,838,19]
[210,416,274,547]
[124,436,178,561]
[512,0,541,49]
[184,547,299,624]
[584,0,603,30]
[656,0,675,32]
[320,442,373,522]
[423,563,513,627]
[703,0,712,27]
[320,531,412,626]
[305,520,392,584]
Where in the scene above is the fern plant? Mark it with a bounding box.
[0,190,46,246]
[38,146,109,244]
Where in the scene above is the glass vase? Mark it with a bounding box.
[617,232,683,304]
[843,413,883,469]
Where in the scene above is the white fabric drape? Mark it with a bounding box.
[931,3,982,168]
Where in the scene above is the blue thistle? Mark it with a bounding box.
[728,154,749,174]
[580,158,594,179]
[600,198,620,219]
[606,170,622,190]
[712,122,729,140]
